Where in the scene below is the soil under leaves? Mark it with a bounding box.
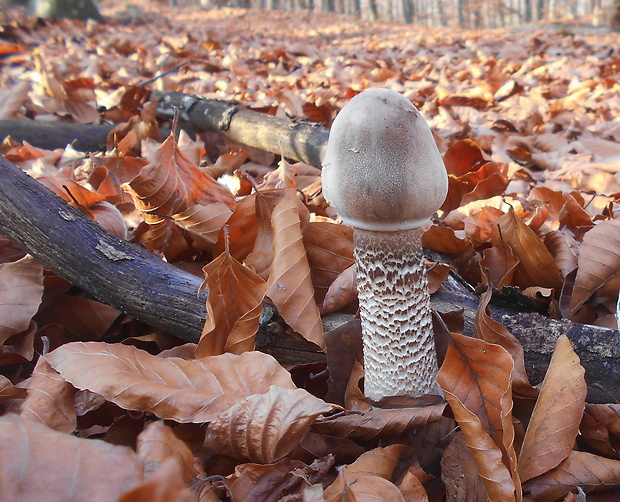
[0,2,620,501]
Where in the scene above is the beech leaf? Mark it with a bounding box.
[518,335,587,484]
[266,189,324,349]
[0,256,44,344]
[492,207,563,290]
[0,414,143,501]
[570,220,620,317]
[203,386,336,463]
[45,342,296,423]
[196,247,267,357]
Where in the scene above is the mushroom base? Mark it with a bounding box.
[354,227,440,400]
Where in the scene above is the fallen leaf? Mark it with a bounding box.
[46,342,296,423]
[196,247,267,357]
[0,414,143,501]
[203,386,336,463]
[518,335,587,483]
[266,189,324,349]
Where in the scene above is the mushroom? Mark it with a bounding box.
[321,88,448,400]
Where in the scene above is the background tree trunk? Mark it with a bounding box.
[28,0,103,20]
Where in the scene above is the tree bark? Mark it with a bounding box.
[28,0,103,20]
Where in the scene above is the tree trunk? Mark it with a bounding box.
[28,0,103,21]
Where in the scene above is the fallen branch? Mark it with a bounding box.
[0,91,329,168]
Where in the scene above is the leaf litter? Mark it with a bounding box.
[0,1,619,500]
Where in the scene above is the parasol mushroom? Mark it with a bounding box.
[321,88,448,400]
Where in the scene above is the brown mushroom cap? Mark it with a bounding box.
[322,88,448,231]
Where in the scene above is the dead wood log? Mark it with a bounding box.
[0,91,329,168]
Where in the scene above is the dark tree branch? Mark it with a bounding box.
[0,154,206,341]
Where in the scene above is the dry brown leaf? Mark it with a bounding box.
[0,255,44,344]
[117,457,194,502]
[196,247,267,357]
[570,220,620,317]
[203,386,336,463]
[0,414,144,501]
[226,456,333,502]
[321,264,357,315]
[38,296,121,340]
[122,133,235,249]
[212,193,258,261]
[313,403,445,441]
[45,341,296,423]
[523,451,620,502]
[492,206,563,290]
[19,356,77,433]
[323,444,406,502]
[480,238,519,289]
[0,374,27,401]
[518,335,587,484]
[442,390,519,502]
[437,332,520,499]
[474,286,537,397]
[136,421,198,483]
[442,432,488,502]
[303,221,354,305]
[544,230,578,279]
[266,189,324,349]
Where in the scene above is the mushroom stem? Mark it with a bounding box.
[354,227,439,400]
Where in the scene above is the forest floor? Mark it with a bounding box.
[0,2,620,501]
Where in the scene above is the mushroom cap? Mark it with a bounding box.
[322,88,448,231]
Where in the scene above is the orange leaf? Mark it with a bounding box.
[437,332,520,497]
[518,335,587,483]
[203,386,336,463]
[474,287,536,397]
[442,391,519,502]
[570,220,620,317]
[266,189,324,349]
[196,247,267,357]
[492,207,563,290]
[122,133,235,249]
[46,342,296,423]
[303,221,354,305]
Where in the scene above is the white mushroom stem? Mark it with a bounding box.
[321,88,448,400]
[354,227,438,400]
